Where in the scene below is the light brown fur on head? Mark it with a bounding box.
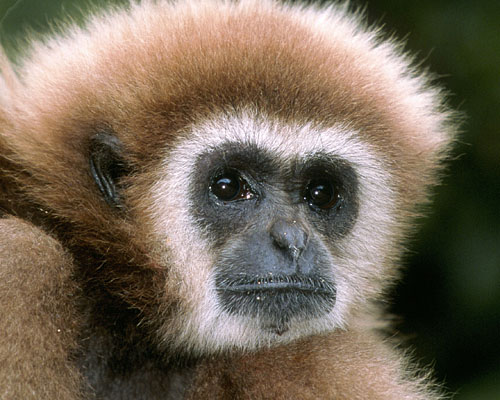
[0,1,456,398]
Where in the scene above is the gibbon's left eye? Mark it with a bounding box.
[304,178,340,210]
[210,170,255,202]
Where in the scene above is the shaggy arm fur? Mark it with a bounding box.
[0,217,83,400]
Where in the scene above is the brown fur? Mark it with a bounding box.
[187,330,439,400]
[0,0,456,398]
[0,217,83,399]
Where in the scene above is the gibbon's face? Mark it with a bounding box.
[139,112,396,352]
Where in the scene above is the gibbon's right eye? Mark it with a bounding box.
[210,170,255,202]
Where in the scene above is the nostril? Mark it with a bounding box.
[269,219,308,259]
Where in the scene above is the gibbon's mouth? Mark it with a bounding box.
[218,275,334,294]
[216,274,336,329]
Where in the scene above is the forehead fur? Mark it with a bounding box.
[1,0,454,208]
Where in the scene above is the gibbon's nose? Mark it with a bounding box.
[269,219,308,260]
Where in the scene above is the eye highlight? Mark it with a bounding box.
[210,170,255,202]
[303,179,340,210]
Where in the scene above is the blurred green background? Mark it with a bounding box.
[1,0,499,399]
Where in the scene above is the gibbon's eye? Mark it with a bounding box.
[210,170,255,202]
[304,178,340,210]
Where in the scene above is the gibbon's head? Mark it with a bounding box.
[0,0,456,354]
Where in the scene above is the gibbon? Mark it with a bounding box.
[0,0,456,399]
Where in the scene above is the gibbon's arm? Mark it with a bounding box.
[0,217,83,400]
[186,330,441,400]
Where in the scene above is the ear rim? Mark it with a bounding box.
[89,131,128,208]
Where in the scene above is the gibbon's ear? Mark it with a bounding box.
[89,131,129,208]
